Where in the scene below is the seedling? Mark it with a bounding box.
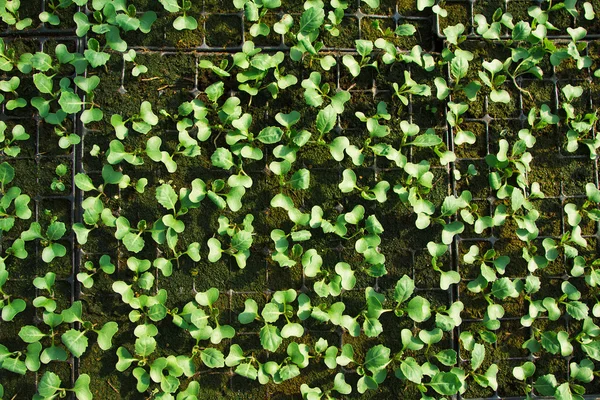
[34,372,92,400]
[478,59,510,103]
[342,40,378,78]
[77,254,116,289]
[0,162,32,234]
[234,0,281,37]
[208,214,254,269]
[18,298,117,362]
[20,217,67,263]
[50,163,68,192]
[0,0,32,30]
[392,70,431,106]
[0,268,26,321]
[159,0,197,30]
[0,121,29,156]
[123,49,148,76]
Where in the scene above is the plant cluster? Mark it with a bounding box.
[0,0,600,399]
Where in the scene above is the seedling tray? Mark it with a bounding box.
[1,0,600,399]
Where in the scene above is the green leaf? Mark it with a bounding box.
[96,321,118,350]
[40,345,68,364]
[159,0,181,12]
[364,344,390,372]
[195,288,220,306]
[201,348,225,368]
[73,374,92,400]
[451,56,468,81]
[395,24,416,36]
[362,0,380,7]
[513,361,536,380]
[429,372,461,395]
[139,101,158,126]
[232,231,253,251]
[173,15,198,30]
[490,89,510,103]
[471,343,485,371]
[339,169,357,193]
[74,76,100,93]
[435,349,457,366]
[0,162,14,185]
[400,357,423,384]
[316,105,336,135]
[135,336,156,357]
[19,325,46,343]
[33,73,54,94]
[156,183,178,210]
[281,323,304,338]
[409,134,442,147]
[407,296,431,322]
[235,363,258,380]
[257,126,284,144]
[299,6,324,35]
[42,243,67,263]
[238,299,258,324]
[38,372,62,397]
[2,298,26,321]
[394,275,415,303]
[333,372,352,394]
[116,347,136,371]
[534,374,558,396]
[260,324,282,352]
[61,329,89,358]
[58,91,83,114]
[289,169,310,190]
[211,148,235,170]
[207,238,223,262]
[512,21,531,40]
[47,221,66,241]
[75,174,96,191]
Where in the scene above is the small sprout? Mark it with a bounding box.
[50,163,68,192]
[123,49,148,77]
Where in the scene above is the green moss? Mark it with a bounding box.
[205,15,243,48]
[438,3,471,33]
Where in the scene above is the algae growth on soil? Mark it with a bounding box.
[1,0,600,399]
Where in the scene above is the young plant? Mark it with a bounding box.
[0,76,26,110]
[159,0,198,30]
[20,217,67,263]
[231,50,297,100]
[473,8,514,39]
[0,0,33,30]
[561,84,599,159]
[342,40,378,78]
[0,121,29,156]
[0,162,32,233]
[171,287,235,345]
[338,169,390,203]
[392,70,431,106]
[208,214,254,269]
[234,0,281,37]
[301,72,351,114]
[436,45,481,102]
[39,0,87,26]
[34,372,92,400]
[123,49,148,76]
[241,290,304,352]
[478,59,510,103]
[50,163,68,192]
[18,299,117,361]
[77,254,116,289]
[0,268,26,321]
